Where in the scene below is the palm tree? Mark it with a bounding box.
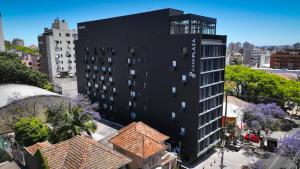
[47,103,97,143]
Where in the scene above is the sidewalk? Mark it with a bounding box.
[191,148,258,169]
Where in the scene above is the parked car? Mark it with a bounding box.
[244,132,261,143]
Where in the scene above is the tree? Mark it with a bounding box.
[242,103,286,147]
[34,149,49,169]
[46,103,97,143]
[278,131,300,169]
[74,94,100,120]
[0,94,41,132]
[14,117,49,147]
[225,65,300,106]
[0,52,52,91]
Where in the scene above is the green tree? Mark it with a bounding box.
[14,117,49,147]
[225,65,300,106]
[34,149,49,169]
[0,52,52,91]
[46,103,97,143]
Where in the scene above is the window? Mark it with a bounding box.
[103,104,107,109]
[172,87,176,96]
[129,47,135,54]
[109,77,113,82]
[100,76,104,81]
[65,33,70,37]
[87,82,91,87]
[130,69,135,75]
[182,47,188,55]
[182,75,187,82]
[171,112,176,119]
[129,101,132,106]
[113,88,116,93]
[109,96,114,102]
[85,73,89,78]
[108,67,113,73]
[172,61,177,67]
[181,101,186,109]
[130,91,136,97]
[103,85,107,90]
[95,84,98,88]
[131,112,136,119]
[180,127,185,135]
[59,33,61,37]
[108,57,112,63]
[128,80,132,86]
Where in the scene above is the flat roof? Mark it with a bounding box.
[0,84,60,108]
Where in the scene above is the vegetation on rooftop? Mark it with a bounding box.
[5,43,38,54]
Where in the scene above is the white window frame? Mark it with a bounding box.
[172,61,177,67]
[182,75,187,82]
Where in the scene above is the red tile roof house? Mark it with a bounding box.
[24,135,131,169]
[109,121,178,169]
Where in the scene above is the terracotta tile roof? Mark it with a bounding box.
[110,121,169,159]
[27,135,131,169]
[119,121,169,142]
[25,141,52,155]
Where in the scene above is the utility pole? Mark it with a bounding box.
[220,92,228,169]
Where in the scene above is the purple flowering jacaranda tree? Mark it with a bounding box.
[73,94,101,120]
[242,103,286,147]
[278,131,300,168]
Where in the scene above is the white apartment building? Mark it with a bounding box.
[38,18,77,81]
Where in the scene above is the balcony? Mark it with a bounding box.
[161,151,177,169]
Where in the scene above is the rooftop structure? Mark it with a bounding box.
[25,141,52,155]
[12,38,25,47]
[0,84,59,108]
[110,121,177,169]
[110,121,169,158]
[25,135,132,169]
[0,84,61,134]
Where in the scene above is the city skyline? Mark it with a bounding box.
[0,0,299,46]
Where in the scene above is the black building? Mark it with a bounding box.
[76,8,226,165]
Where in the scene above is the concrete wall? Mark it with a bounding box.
[0,95,63,134]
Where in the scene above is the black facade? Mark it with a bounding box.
[76,8,226,165]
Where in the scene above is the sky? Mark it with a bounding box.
[0,0,299,46]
